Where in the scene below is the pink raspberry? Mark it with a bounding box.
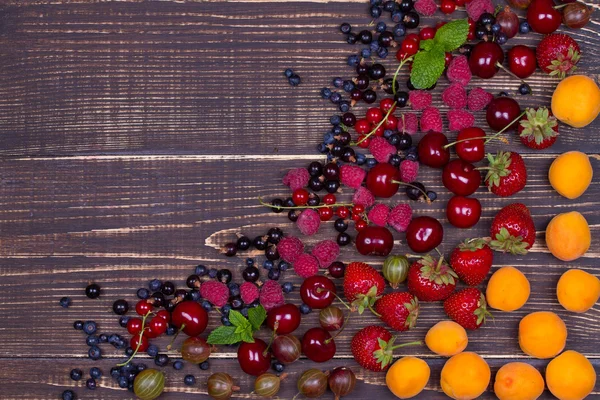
[292,253,319,278]
[340,164,366,189]
[414,0,437,16]
[277,236,304,263]
[240,282,259,305]
[448,109,475,131]
[420,107,443,132]
[311,240,340,268]
[352,186,375,207]
[467,87,494,111]
[367,203,390,227]
[446,55,472,86]
[369,136,397,163]
[400,159,419,182]
[409,90,432,110]
[200,281,229,307]
[442,83,468,109]
[259,280,285,311]
[466,0,494,22]
[398,113,419,135]
[296,209,320,236]
[282,168,310,191]
[388,203,413,233]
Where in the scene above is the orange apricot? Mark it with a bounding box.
[386,356,430,399]
[518,311,567,359]
[486,266,530,312]
[546,350,596,400]
[557,269,600,313]
[440,352,490,400]
[494,362,545,400]
[425,321,468,357]
[546,211,591,261]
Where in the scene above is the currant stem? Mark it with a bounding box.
[117,312,150,367]
[391,180,431,204]
[483,110,527,144]
[392,56,413,95]
[354,101,398,146]
[258,197,354,210]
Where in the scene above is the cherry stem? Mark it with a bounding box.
[354,101,398,146]
[258,197,353,210]
[553,3,568,9]
[325,312,351,344]
[316,288,353,311]
[389,340,423,351]
[117,312,150,367]
[392,56,413,95]
[444,135,508,148]
[166,323,186,351]
[391,180,431,204]
[495,62,528,85]
[263,325,278,357]
[483,110,527,145]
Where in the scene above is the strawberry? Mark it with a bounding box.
[449,238,494,286]
[518,107,559,150]
[343,262,385,314]
[537,33,581,79]
[374,292,419,332]
[490,203,536,255]
[484,151,527,197]
[350,325,421,372]
[406,255,458,302]
[444,288,492,330]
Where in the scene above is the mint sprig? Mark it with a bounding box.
[207,305,267,345]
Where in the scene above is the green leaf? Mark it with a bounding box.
[240,330,255,344]
[207,326,242,345]
[420,39,435,51]
[433,19,469,52]
[410,46,446,90]
[228,310,251,329]
[248,306,267,332]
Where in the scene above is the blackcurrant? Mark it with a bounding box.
[161,281,175,296]
[307,161,323,177]
[362,89,377,104]
[236,236,251,250]
[368,63,386,80]
[337,232,352,246]
[112,299,129,315]
[253,236,267,250]
[242,266,260,282]
[326,180,340,193]
[265,245,280,261]
[217,269,232,284]
[309,176,324,192]
[394,91,409,107]
[270,199,284,214]
[403,12,419,29]
[85,283,101,299]
[334,218,348,233]
[267,227,283,244]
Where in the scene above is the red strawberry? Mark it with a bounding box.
[343,262,385,314]
[406,255,458,302]
[450,238,494,286]
[444,288,492,330]
[484,151,527,197]
[537,33,581,79]
[374,292,419,332]
[350,325,421,372]
[490,203,536,255]
[518,107,559,150]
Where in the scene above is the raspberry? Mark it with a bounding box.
[369,136,397,163]
[292,253,319,278]
[276,236,304,263]
[446,55,472,86]
[467,87,494,111]
[442,83,468,109]
[388,203,413,233]
[448,109,475,131]
[400,159,419,182]
[240,282,259,305]
[259,280,285,311]
[398,113,419,135]
[340,164,366,189]
[409,90,433,110]
[414,0,437,16]
[296,209,320,236]
[352,186,375,208]
[466,0,494,22]
[367,203,390,227]
[282,168,310,191]
[200,281,229,307]
[420,107,443,132]
[311,240,340,268]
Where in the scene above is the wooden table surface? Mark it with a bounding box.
[1,0,599,398]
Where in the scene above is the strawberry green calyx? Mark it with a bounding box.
[458,237,489,252]
[519,107,558,145]
[547,46,580,79]
[474,292,493,326]
[419,255,458,286]
[489,227,529,255]
[484,151,512,191]
[352,285,380,315]
[373,337,423,369]
[403,298,420,329]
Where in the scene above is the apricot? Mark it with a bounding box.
[486,266,530,312]
[549,151,593,199]
[557,269,600,313]
[425,321,468,357]
[519,311,567,359]
[386,356,430,399]
[494,362,545,400]
[440,352,490,400]
[551,75,600,128]
[546,350,596,400]
[546,211,591,261]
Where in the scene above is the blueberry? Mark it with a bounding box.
[221,304,232,315]
[282,282,294,293]
[245,258,255,266]
[118,376,129,388]
[88,346,102,360]
[173,361,184,370]
[148,279,162,291]
[263,260,274,270]
[85,378,96,390]
[125,347,134,356]
[299,303,312,314]
[284,68,293,78]
[377,47,388,59]
[332,77,344,88]
[391,11,404,23]
[376,21,387,32]
[320,87,332,99]
[330,115,341,125]
[346,33,358,45]
[166,324,177,336]
[491,23,501,34]
[288,74,301,86]
[221,316,232,326]
[82,321,97,335]
[356,153,367,165]
[317,143,328,154]
[146,345,159,357]
[338,101,350,113]
[136,288,150,299]
[154,354,169,367]
[366,158,378,168]
[519,21,530,34]
[518,83,531,95]
[240,307,249,317]
[62,390,75,400]
[342,80,355,93]
[110,367,121,378]
[201,300,213,311]
[393,23,406,38]
[119,316,130,328]
[184,375,196,386]
[228,283,240,297]
[370,5,382,18]
[208,268,218,278]
[90,367,102,379]
[70,368,83,381]
[496,32,508,45]
[389,154,402,167]
[268,269,280,281]
[370,41,380,52]
[347,54,360,67]
[330,92,342,104]
[340,22,351,34]
[59,297,71,308]
[272,361,285,373]
[199,361,210,370]
[195,265,208,276]
[361,48,371,58]
[427,191,437,202]
[278,261,289,271]
[86,335,99,346]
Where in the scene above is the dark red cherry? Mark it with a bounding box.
[171,301,208,337]
[455,127,486,163]
[237,339,271,376]
[527,0,562,34]
[446,196,482,229]
[355,226,394,256]
[468,41,504,79]
[266,303,302,334]
[417,131,450,168]
[507,45,537,79]
[365,163,401,198]
[302,327,336,363]
[486,97,522,132]
[406,216,443,253]
[442,160,481,196]
[299,276,337,309]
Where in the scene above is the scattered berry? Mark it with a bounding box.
[199,281,229,308]
[282,168,310,191]
[276,236,305,263]
[447,109,475,131]
[442,83,468,109]
[340,164,367,189]
[388,203,413,233]
[414,0,437,16]
[399,159,419,183]
[352,186,376,208]
[408,90,432,110]
[59,297,71,308]
[397,113,419,134]
[467,87,494,111]
[296,209,321,236]
[446,55,472,86]
[369,136,397,163]
[466,0,494,22]
[420,107,443,132]
[293,253,320,278]
[311,240,340,268]
[240,282,260,305]
[260,280,286,311]
[368,203,390,227]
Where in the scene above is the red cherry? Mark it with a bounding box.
[507,45,537,79]
[365,162,401,198]
[486,97,522,132]
[406,216,444,253]
[380,98,396,114]
[171,301,208,337]
[355,220,368,231]
[527,0,562,34]
[237,339,271,376]
[155,310,171,323]
[355,226,394,256]
[302,327,336,363]
[148,317,168,336]
[337,206,350,218]
[455,127,486,163]
[292,188,309,206]
[355,119,371,135]
[127,318,143,335]
[130,334,149,352]
[446,196,482,229]
[266,303,302,333]
[300,276,336,309]
[419,27,435,40]
[417,131,450,168]
[440,0,456,14]
[135,300,153,316]
[366,107,384,124]
[442,160,481,196]
[468,41,505,79]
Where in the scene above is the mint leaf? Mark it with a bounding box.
[410,45,445,89]
[420,39,435,51]
[248,306,267,331]
[229,310,251,329]
[240,330,255,344]
[433,19,469,52]
[207,326,241,345]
